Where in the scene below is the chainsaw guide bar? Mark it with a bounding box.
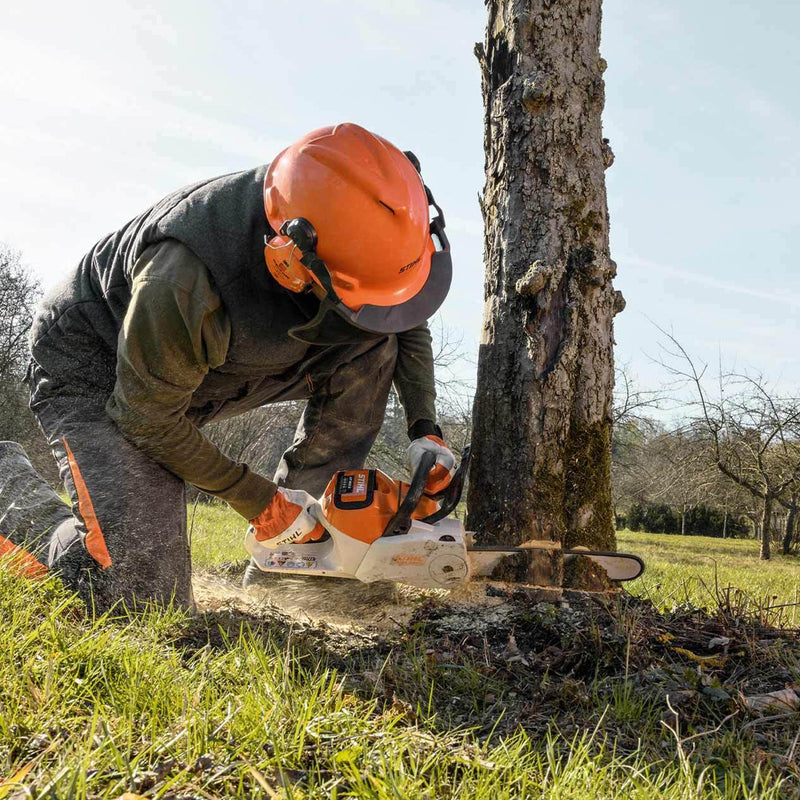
[466,546,645,582]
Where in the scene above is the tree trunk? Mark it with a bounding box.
[681,504,686,537]
[722,509,728,539]
[468,0,622,549]
[782,505,796,556]
[760,496,772,561]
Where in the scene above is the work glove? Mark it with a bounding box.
[407,435,456,495]
[248,487,325,547]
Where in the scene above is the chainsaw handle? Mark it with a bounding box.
[422,444,470,524]
[383,450,436,537]
[383,444,472,536]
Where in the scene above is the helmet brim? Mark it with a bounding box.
[288,244,451,344]
[343,246,452,334]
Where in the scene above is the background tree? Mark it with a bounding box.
[648,427,713,537]
[613,363,663,430]
[611,422,749,538]
[611,365,664,522]
[0,245,54,479]
[704,468,755,540]
[660,332,800,560]
[468,0,624,549]
[0,246,38,431]
[777,481,799,554]
[205,403,304,483]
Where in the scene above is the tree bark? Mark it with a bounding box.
[782,505,796,556]
[468,0,622,548]
[760,496,772,561]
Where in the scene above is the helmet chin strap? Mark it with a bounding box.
[288,296,383,346]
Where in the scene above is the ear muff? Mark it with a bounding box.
[264,233,313,293]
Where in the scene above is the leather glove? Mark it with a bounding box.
[407,435,456,494]
[248,487,325,547]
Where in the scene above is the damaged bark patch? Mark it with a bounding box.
[489,36,514,91]
[562,554,613,590]
[528,266,569,378]
[488,546,564,585]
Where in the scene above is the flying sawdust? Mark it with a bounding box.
[192,570,452,630]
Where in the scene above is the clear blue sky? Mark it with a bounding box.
[1,0,797,395]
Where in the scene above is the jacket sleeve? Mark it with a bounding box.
[393,322,438,432]
[105,240,277,520]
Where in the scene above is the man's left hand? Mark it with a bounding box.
[407,435,456,494]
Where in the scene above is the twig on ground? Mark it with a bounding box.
[663,694,739,776]
[244,762,281,798]
[741,712,800,733]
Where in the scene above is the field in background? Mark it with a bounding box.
[187,500,243,570]
[618,530,800,614]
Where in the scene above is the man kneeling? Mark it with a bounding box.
[0,123,455,611]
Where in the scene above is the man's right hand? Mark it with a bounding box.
[248,487,325,546]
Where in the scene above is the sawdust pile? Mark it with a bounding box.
[190,559,568,631]
[192,568,449,629]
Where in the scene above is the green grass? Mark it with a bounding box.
[619,530,800,615]
[0,569,788,799]
[187,499,243,570]
[5,569,785,799]
[1,511,799,798]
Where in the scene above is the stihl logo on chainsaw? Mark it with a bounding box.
[273,526,312,546]
[339,470,368,499]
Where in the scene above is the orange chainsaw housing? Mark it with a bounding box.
[320,468,440,545]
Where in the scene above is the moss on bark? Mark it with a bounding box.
[528,461,567,542]
[563,420,615,550]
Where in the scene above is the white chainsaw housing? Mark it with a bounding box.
[245,517,472,590]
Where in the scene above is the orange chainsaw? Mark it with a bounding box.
[245,449,644,590]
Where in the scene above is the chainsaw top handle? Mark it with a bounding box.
[424,444,470,524]
[382,444,471,537]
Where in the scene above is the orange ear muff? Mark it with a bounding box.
[264,235,313,293]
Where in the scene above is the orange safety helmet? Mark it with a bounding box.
[263,123,452,335]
